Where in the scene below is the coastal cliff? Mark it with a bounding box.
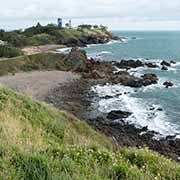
[0,24,120,58]
[0,86,179,179]
[0,25,180,179]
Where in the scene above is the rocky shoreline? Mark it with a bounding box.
[46,48,180,162]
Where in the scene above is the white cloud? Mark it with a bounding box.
[1,0,180,30]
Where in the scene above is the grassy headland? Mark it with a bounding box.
[0,87,180,179]
[0,24,180,179]
[0,23,118,58]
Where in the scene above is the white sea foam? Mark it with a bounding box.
[97,51,112,56]
[92,84,180,137]
[92,84,135,98]
[57,47,72,54]
[86,43,103,48]
[86,39,122,48]
[107,40,119,45]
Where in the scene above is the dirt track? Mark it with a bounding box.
[0,71,80,100]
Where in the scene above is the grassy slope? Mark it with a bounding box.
[0,53,73,76]
[29,28,112,46]
[0,87,180,179]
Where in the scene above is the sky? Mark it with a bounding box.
[1,0,180,30]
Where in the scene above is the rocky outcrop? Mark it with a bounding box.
[114,60,160,69]
[170,61,176,64]
[114,60,144,69]
[108,72,158,88]
[79,35,110,46]
[163,81,174,88]
[107,110,132,120]
[58,30,120,47]
[161,61,171,67]
[67,47,88,72]
[145,62,158,68]
[161,66,168,71]
[65,49,159,88]
[141,73,158,84]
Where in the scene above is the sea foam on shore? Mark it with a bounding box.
[92,83,180,138]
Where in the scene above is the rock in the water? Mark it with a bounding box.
[141,73,158,85]
[132,37,137,40]
[107,110,132,120]
[170,61,176,64]
[161,61,171,67]
[163,81,174,88]
[124,78,145,88]
[115,60,144,69]
[141,126,148,131]
[145,62,158,68]
[157,108,163,111]
[161,66,168,71]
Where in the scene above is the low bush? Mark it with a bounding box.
[0,45,23,58]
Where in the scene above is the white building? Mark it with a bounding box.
[0,40,6,46]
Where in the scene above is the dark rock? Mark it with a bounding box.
[132,37,137,40]
[166,135,176,140]
[141,126,148,131]
[163,81,174,88]
[107,110,132,120]
[161,66,168,71]
[115,60,144,69]
[91,70,105,79]
[161,61,171,67]
[157,108,163,111]
[112,36,121,40]
[149,107,155,111]
[170,61,176,64]
[145,62,158,68]
[141,73,158,85]
[126,79,143,87]
[104,95,113,99]
[67,47,88,72]
[114,71,129,76]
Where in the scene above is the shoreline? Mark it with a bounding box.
[43,48,180,162]
[45,76,180,162]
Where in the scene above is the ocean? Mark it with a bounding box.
[84,31,180,138]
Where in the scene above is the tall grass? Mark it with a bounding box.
[0,53,71,76]
[0,87,179,179]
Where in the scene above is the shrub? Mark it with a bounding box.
[29,33,54,46]
[0,45,23,58]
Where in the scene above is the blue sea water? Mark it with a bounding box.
[84,31,180,138]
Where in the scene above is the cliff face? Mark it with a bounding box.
[56,28,120,47]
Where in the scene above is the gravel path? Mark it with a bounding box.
[0,71,80,101]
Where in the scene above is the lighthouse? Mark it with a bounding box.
[57,18,62,28]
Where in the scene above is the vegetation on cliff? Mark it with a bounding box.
[0,48,88,76]
[0,45,23,58]
[0,87,179,179]
[0,23,117,58]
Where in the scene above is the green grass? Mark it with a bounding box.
[0,45,23,58]
[29,33,55,46]
[0,87,179,179]
[0,53,73,76]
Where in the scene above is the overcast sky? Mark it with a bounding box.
[1,0,180,30]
